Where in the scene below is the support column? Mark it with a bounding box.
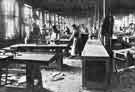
[103,0,106,18]
[18,0,24,41]
[104,0,111,17]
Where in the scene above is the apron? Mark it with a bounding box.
[71,38,77,56]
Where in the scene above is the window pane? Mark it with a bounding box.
[0,0,20,40]
[5,17,14,39]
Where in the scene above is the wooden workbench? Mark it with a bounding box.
[8,43,70,70]
[0,52,56,88]
[81,39,112,90]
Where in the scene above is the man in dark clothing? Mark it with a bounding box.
[101,15,114,57]
[28,23,40,44]
[70,24,83,56]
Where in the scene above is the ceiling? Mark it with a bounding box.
[24,0,135,17]
[24,0,97,17]
[110,0,135,14]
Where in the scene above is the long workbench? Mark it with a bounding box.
[2,43,70,70]
[81,39,112,90]
[0,52,56,88]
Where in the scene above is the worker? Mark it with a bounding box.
[101,15,114,57]
[70,24,82,56]
[50,25,60,44]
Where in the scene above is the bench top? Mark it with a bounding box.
[59,39,71,42]
[0,55,13,59]
[12,52,56,63]
[10,43,69,48]
[82,39,109,58]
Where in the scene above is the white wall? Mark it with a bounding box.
[64,16,93,33]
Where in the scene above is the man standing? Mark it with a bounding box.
[101,15,114,57]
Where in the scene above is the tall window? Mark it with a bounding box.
[45,12,50,29]
[0,0,20,40]
[55,14,58,25]
[50,13,55,25]
[24,4,32,39]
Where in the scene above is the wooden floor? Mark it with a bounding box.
[1,56,135,92]
[40,57,135,92]
[41,57,82,92]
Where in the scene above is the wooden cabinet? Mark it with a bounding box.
[82,39,112,90]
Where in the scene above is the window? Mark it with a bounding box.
[45,12,50,28]
[0,0,20,40]
[23,4,32,39]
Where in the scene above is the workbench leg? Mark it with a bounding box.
[0,68,2,86]
[32,63,42,88]
[26,63,42,88]
[0,62,9,86]
[82,59,86,89]
[26,63,33,88]
[106,59,113,87]
[56,49,63,70]
[65,47,70,57]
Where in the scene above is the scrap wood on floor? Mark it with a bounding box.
[117,65,135,72]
